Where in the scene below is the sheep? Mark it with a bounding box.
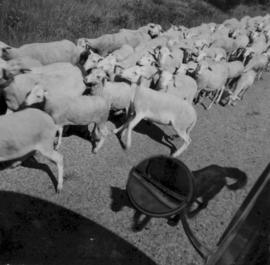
[0,108,63,192]
[226,61,245,79]
[1,62,85,111]
[117,64,158,88]
[113,76,197,157]
[243,33,268,64]
[229,69,257,105]
[77,23,162,57]
[155,46,182,73]
[1,40,81,65]
[197,47,227,62]
[193,60,229,109]
[83,51,103,73]
[24,85,110,153]
[84,67,134,117]
[244,51,270,80]
[154,70,198,104]
[118,36,169,69]
[0,58,12,89]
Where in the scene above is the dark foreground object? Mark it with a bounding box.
[0,191,156,265]
[206,161,270,265]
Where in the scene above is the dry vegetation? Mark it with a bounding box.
[0,0,270,47]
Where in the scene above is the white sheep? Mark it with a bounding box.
[0,108,63,192]
[117,64,158,88]
[84,67,134,117]
[1,62,85,111]
[83,51,103,73]
[114,76,197,157]
[2,40,81,65]
[193,60,229,109]
[156,46,182,73]
[24,85,110,153]
[77,23,162,57]
[229,69,257,105]
[244,51,270,80]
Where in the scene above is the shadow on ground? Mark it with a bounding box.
[0,191,156,265]
[111,114,177,154]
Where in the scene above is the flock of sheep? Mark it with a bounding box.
[0,14,270,193]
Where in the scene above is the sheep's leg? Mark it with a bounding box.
[216,85,225,104]
[54,127,63,150]
[171,130,191,157]
[113,123,127,134]
[38,148,64,193]
[206,90,219,110]
[257,70,263,81]
[171,121,192,157]
[93,123,109,153]
[126,113,144,149]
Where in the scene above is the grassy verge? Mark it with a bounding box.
[0,0,270,46]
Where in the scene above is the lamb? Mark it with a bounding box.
[0,108,63,192]
[114,76,197,157]
[24,85,110,153]
[117,64,158,88]
[77,23,162,57]
[193,60,229,109]
[84,67,134,116]
[155,46,183,73]
[1,40,81,65]
[83,51,103,73]
[229,69,257,105]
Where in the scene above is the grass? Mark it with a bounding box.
[0,0,270,46]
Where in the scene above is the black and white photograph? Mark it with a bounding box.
[0,0,270,264]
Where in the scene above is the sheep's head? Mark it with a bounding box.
[84,68,108,87]
[24,85,47,106]
[76,38,92,54]
[83,52,103,73]
[137,52,157,67]
[0,58,13,88]
[148,23,162,38]
[98,54,117,74]
[120,66,142,83]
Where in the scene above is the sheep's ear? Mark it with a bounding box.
[151,61,158,67]
[20,68,31,74]
[114,64,124,74]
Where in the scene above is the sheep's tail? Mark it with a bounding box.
[223,167,248,190]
